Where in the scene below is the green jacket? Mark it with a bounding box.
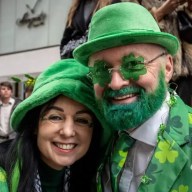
[97,96,192,192]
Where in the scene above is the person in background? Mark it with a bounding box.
[23,74,36,99]
[60,0,140,59]
[141,0,192,106]
[74,3,192,191]
[24,85,34,99]
[0,59,110,192]
[0,82,21,143]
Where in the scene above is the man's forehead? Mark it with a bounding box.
[88,44,165,66]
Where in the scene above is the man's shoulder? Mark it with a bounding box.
[12,97,22,107]
[8,97,15,106]
[185,104,192,114]
[176,96,192,112]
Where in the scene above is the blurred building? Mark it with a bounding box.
[0,0,72,98]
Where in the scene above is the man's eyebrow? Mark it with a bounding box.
[93,60,110,67]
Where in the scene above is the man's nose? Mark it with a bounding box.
[108,70,130,90]
[59,118,75,137]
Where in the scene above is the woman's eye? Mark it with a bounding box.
[75,118,93,127]
[48,115,63,122]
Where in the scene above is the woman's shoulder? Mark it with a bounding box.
[0,139,13,157]
[0,139,13,152]
[0,139,14,168]
[0,167,9,191]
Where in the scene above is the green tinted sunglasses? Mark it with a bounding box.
[88,52,167,87]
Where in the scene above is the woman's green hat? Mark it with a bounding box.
[10,59,111,147]
[73,2,179,65]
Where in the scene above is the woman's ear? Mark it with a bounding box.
[164,54,174,83]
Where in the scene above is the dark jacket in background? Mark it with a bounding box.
[60,0,121,59]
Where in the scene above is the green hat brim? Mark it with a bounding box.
[11,78,112,148]
[73,31,179,66]
[11,79,96,132]
[11,75,112,148]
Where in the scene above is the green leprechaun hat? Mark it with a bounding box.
[73,2,179,65]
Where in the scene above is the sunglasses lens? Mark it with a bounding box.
[121,63,147,81]
[93,69,111,87]
[90,61,111,87]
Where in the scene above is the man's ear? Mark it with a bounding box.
[165,54,174,83]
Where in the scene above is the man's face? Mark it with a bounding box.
[0,86,12,100]
[89,44,173,130]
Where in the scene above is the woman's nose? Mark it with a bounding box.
[59,118,75,137]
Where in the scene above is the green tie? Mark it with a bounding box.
[110,131,136,192]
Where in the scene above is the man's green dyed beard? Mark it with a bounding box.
[96,71,167,131]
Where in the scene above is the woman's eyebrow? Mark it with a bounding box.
[76,109,93,116]
[47,106,64,112]
[46,107,93,116]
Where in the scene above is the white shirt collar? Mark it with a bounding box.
[9,97,15,105]
[129,92,170,146]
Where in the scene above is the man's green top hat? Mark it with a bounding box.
[73,2,179,65]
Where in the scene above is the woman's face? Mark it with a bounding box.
[37,95,94,170]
